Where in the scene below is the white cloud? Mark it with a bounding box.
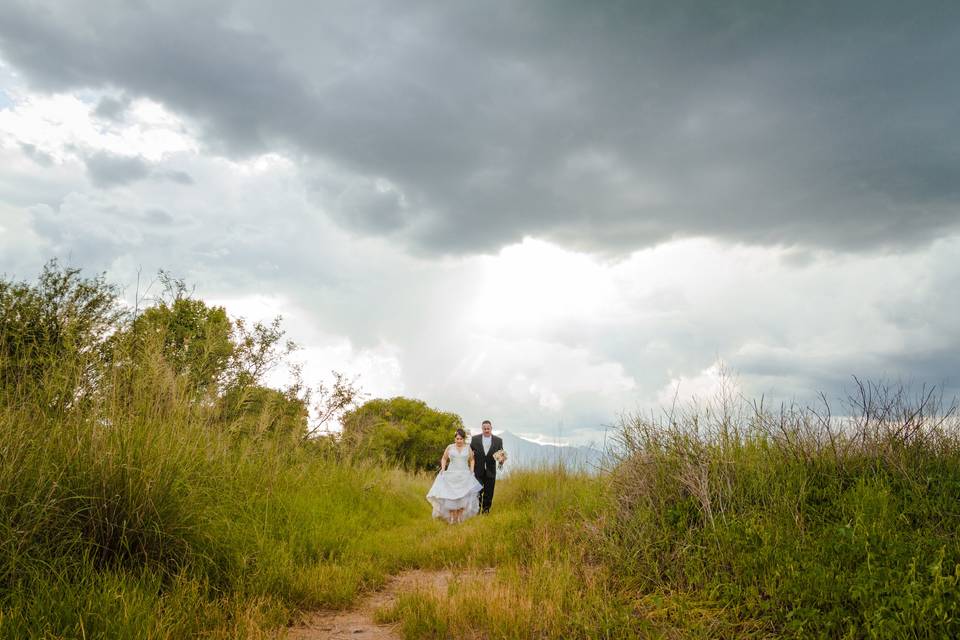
[656,360,739,407]
[1,47,959,447]
[0,91,197,164]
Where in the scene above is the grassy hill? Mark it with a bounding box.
[5,388,959,639]
[3,266,959,638]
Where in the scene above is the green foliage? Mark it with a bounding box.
[7,263,960,639]
[0,291,426,637]
[131,297,233,394]
[219,383,308,439]
[0,259,123,412]
[604,383,960,638]
[373,468,641,640]
[341,397,465,471]
[118,272,306,439]
[125,273,296,400]
[0,263,476,638]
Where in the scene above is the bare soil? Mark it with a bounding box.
[285,568,494,639]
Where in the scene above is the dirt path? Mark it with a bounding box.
[286,568,494,639]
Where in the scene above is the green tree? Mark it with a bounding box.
[130,297,234,395]
[341,397,465,471]
[0,260,124,412]
[219,383,308,439]
[126,273,297,395]
[2,263,343,446]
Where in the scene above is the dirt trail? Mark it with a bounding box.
[286,568,494,639]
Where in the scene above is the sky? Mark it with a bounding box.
[1,1,958,445]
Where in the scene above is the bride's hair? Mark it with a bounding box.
[455,428,467,439]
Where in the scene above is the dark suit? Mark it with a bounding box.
[470,433,503,513]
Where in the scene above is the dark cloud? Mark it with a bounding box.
[882,349,960,401]
[93,94,131,122]
[82,152,193,188]
[2,0,959,255]
[143,208,174,224]
[83,151,151,187]
[19,142,54,167]
[332,180,407,232]
[5,129,958,436]
[160,170,194,185]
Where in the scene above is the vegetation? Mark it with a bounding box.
[370,381,960,640]
[341,396,466,472]
[2,262,958,639]
[0,263,367,637]
[0,260,123,413]
[599,380,960,638]
[373,468,639,639]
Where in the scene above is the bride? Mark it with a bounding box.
[426,428,483,524]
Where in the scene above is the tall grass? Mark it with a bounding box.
[7,266,957,638]
[378,380,960,639]
[374,466,644,639]
[2,266,631,638]
[2,319,623,638]
[7,343,957,640]
[604,379,960,638]
[0,333,442,638]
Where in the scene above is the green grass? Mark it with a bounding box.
[6,401,960,640]
[0,332,620,638]
[372,386,960,639]
[4,304,960,639]
[0,342,433,638]
[374,468,643,639]
[599,387,960,639]
[0,347,629,638]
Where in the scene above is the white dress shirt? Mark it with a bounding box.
[482,435,492,455]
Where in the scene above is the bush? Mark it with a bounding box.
[341,397,464,471]
[0,264,429,637]
[605,379,960,638]
[0,260,123,413]
[130,296,234,394]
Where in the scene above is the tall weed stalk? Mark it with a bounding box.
[606,378,960,638]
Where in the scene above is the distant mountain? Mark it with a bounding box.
[496,431,607,474]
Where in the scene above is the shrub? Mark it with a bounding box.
[341,397,464,471]
[605,379,960,638]
[0,259,123,413]
[0,265,428,637]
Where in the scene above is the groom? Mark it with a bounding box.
[470,420,503,514]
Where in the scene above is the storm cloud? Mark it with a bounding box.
[1,1,958,441]
[84,151,151,187]
[1,0,958,254]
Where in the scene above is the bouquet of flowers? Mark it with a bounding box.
[493,449,508,469]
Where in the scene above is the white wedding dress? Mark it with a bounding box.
[426,444,483,522]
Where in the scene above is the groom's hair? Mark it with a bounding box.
[482,420,492,426]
